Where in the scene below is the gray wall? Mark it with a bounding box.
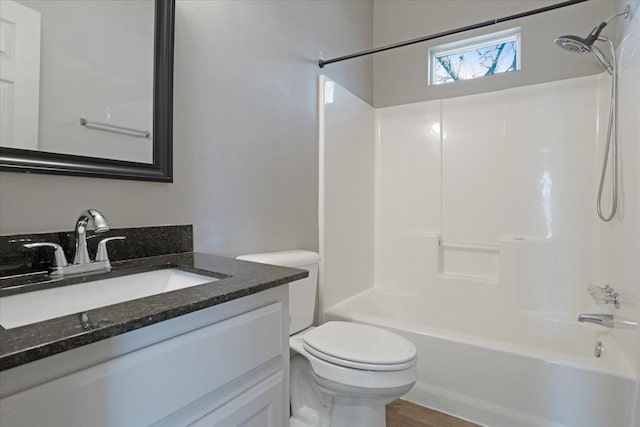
[373,0,620,107]
[0,0,373,258]
[177,0,372,256]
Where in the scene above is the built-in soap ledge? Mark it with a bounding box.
[438,236,547,285]
[439,239,499,284]
[440,241,500,252]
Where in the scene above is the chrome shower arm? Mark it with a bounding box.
[584,6,631,45]
[604,5,630,25]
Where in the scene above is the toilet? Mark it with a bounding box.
[236,250,417,427]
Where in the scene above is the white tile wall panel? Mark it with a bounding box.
[441,91,504,245]
[319,76,375,313]
[375,101,441,289]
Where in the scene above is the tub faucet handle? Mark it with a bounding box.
[588,284,620,308]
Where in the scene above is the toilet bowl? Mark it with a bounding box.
[236,250,418,427]
[290,322,417,427]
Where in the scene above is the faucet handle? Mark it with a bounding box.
[23,242,69,267]
[95,236,126,262]
[588,284,620,308]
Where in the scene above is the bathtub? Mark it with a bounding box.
[324,288,636,427]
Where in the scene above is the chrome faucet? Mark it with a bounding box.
[578,314,614,328]
[23,209,124,276]
[74,209,110,264]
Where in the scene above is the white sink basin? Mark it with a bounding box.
[0,269,218,329]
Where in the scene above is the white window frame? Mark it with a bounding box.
[428,27,521,86]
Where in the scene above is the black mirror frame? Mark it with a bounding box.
[0,0,175,182]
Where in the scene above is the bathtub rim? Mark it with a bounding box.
[324,288,635,380]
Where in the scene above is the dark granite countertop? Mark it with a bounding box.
[0,252,307,371]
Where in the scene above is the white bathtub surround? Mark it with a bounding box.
[327,74,611,358]
[375,75,603,315]
[318,9,640,422]
[318,75,375,316]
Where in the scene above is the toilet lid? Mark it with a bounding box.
[302,322,416,369]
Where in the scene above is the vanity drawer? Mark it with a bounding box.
[0,301,285,427]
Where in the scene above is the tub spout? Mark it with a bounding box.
[578,313,614,328]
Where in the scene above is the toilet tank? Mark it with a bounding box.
[236,250,320,335]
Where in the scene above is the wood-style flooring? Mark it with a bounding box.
[386,399,480,427]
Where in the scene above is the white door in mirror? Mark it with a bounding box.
[0,269,218,329]
[0,0,40,150]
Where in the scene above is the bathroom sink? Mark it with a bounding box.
[0,269,218,329]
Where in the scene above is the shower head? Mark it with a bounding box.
[554,5,630,57]
[554,34,592,53]
[554,20,609,53]
[554,33,614,73]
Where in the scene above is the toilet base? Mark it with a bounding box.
[290,405,384,427]
[326,399,386,427]
[290,354,412,427]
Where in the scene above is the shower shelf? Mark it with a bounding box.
[440,240,500,253]
[439,272,498,285]
[439,240,499,284]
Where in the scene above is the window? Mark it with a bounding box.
[429,28,521,85]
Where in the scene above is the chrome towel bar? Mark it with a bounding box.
[80,118,151,139]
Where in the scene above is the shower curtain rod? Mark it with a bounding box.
[318,0,589,68]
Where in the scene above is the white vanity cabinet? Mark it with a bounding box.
[0,286,289,427]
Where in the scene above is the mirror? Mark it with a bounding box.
[0,0,174,182]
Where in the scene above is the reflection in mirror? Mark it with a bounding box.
[0,0,155,164]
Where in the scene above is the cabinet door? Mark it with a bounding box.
[189,371,285,427]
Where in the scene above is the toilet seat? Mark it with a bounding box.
[290,322,418,390]
[303,344,416,371]
[302,321,417,371]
